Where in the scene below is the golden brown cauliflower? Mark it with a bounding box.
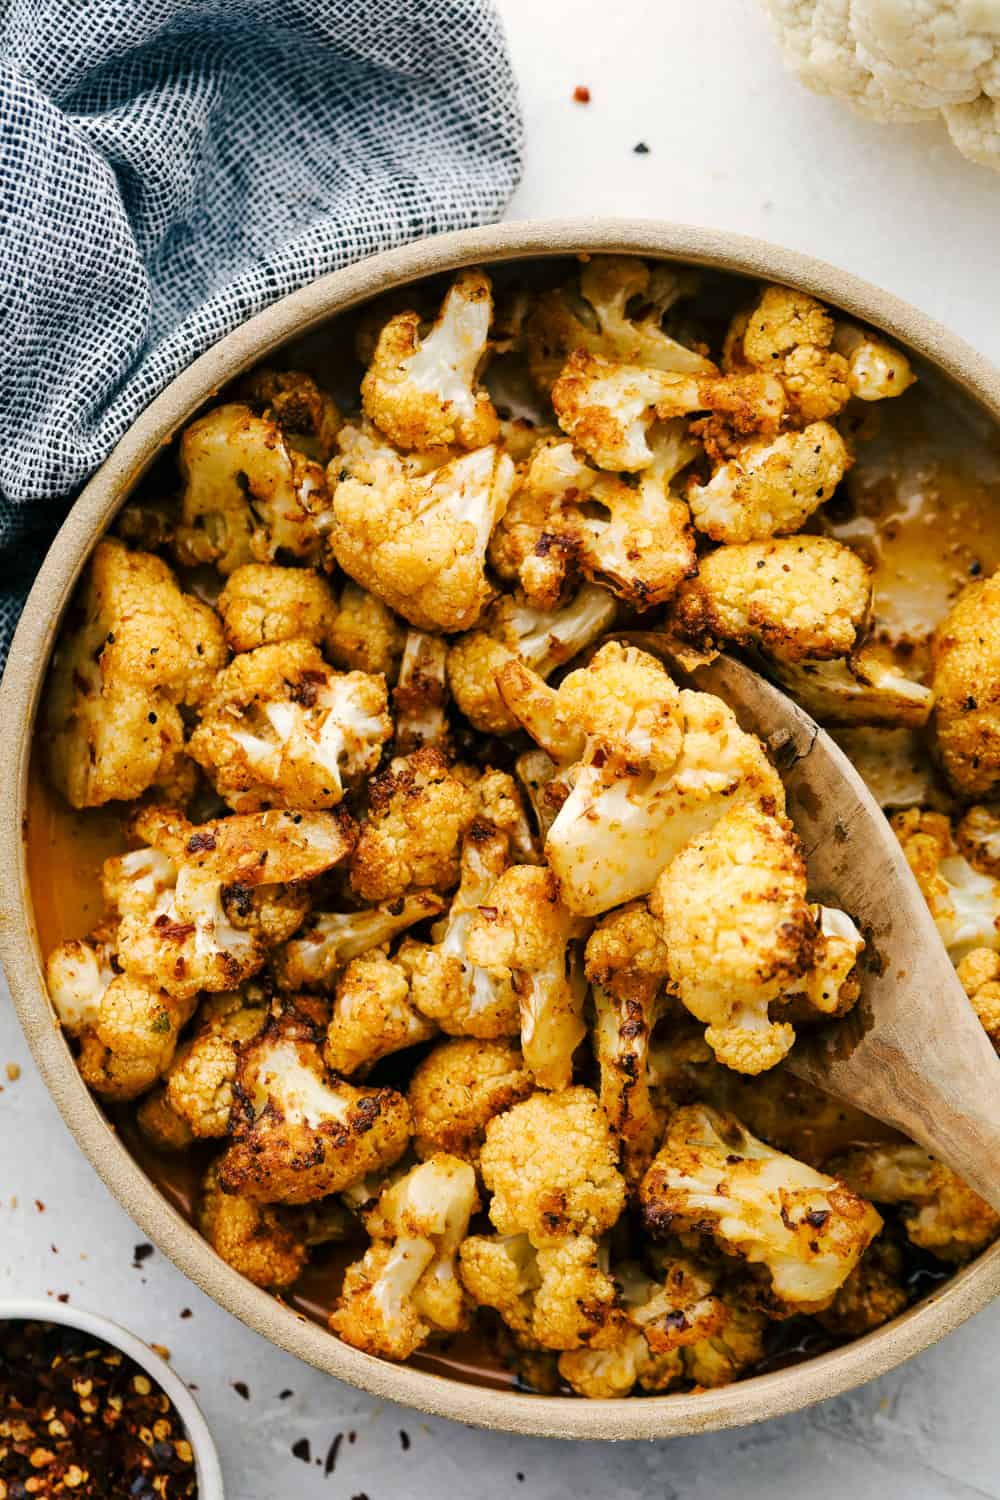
[772,643,934,729]
[672,537,871,663]
[188,640,391,813]
[687,422,850,545]
[42,539,225,809]
[832,323,917,403]
[892,807,1000,958]
[172,403,330,573]
[272,891,443,992]
[931,570,1000,798]
[361,269,499,452]
[198,1161,308,1290]
[464,865,587,1091]
[218,1001,411,1203]
[216,564,339,654]
[725,286,851,423]
[331,1154,479,1360]
[460,1232,626,1353]
[815,1237,909,1339]
[957,805,1000,877]
[407,1037,534,1163]
[641,1105,883,1315]
[324,949,436,1076]
[45,925,120,1039]
[76,977,197,1103]
[392,629,451,753]
[349,748,475,904]
[327,420,515,633]
[957,947,1000,1050]
[136,1086,196,1152]
[830,1143,999,1263]
[164,987,270,1137]
[238,368,342,462]
[325,579,408,681]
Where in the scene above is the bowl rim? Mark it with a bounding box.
[0,1296,225,1495]
[2,216,1000,1442]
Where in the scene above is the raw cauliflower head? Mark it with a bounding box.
[349,748,476,904]
[324,949,436,1077]
[831,1143,999,1264]
[361,268,499,452]
[42,539,225,809]
[640,1105,883,1315]
[407,1037,534,1163]
[188,640,391,813]
[216,564,339,654]
[893,807,1000,958]
[931,570,1000,798]
[687,422,850,544]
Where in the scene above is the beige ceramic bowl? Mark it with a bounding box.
[2,219,999,1441]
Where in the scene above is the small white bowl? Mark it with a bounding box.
[0,1298,225,1498]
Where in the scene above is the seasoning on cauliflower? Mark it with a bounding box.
[672,536,871,663]
[328,421,515,633]
[76,978,197,1103]
[216,564,339,655]
[585,903,672,1183]
[164,987,270,1137]
[772,644,935,728]
[892,807,1000,958]
[832,324,916,402]
[324,949,436,1077]
[931,569,1000,798]
[104,804,353,1000]
[136,1087,196,1152]
[407,1037,534,1163]
[957,805,1000,877]
[325,579,408,681]
[830,1143,999,1264]
[497,640,786,915]
[331,1154,479,1360]
[198,1161,308,1290]
[361,268,499,452]
[464,865,587,1091]
[778,904,865,1023]
[814,1236,909,1339]
[42,539,225,809]
[273,891,443,992]
[349,748,475,904]
[218,1002,411,1203]
[459,1232,626,1353]
[172,403,330,573]
[45,925,120,1038]
[392,630,451,753]
[238,368,342,462]
[957,947,1000,1051]
[724,286,851,423]
[641,1105,883,1314]
[687,422,850,544]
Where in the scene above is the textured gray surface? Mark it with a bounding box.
[4,0,1000,1491]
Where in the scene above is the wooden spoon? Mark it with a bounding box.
[690,653,1000,1213]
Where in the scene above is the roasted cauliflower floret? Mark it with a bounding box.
[76,978,196,1102]
[104,805,352,1000]
[773,644,934,728]
[479,1087,626,1243]
[464,865,586,1091]
[331,1154,479,1360]
[931,570,1000,798]
[172,403,330,573]
[687,422,850,544]
[324,949,436,1077]
[189,640,391,813]
[815,1237,909,1339]
[198,1161,308,1290]
[361,269,499,452]
[551,352,784,473]
[407,1037,534,1163]
[349,748,475,904]
[238,368,342,462]
[957,947,1000,1051]
[957,805,1000,877]
[447,584,616,736]
[273,891,443,991]
[778,904,865,1023]
[893,808,1000,957]
[725,286,851,423]
[136,1086,196,1153]
[328,422,515,633]
[45,926,120,1037]
[585,903,672,1183]
[216,564,339,654]
[218,1006,411,1203]
[42,539,225,809]
[392,630,451,753]
[832,324,917,403]
[164,987,270,1137]
[672,537,871,663]
[831,1144,999,1264]
[461,1232,626,1353]
[325,579,408,681]
[641,1105,883,1314]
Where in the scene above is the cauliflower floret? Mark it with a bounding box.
[46,926,119,1037]
[324,950,436,1076]
[273,891,443,991]
[238,368,342,462]
[172,403,330,573]
[815,1236,909,1339]
[515,749,572,842]
[331,1154,479,1360]
[136,1086,196,1152]
[931,570,1000,797]
[464,865,587,1091]
[189,640,391,813]
[216,564,339,654]
[831,324,916,403]
[392,630,451,753]
[407,1037,534,1163]
[830,1143,999,1264]
[325,579,408,681]
[772,644,934,728]
[523,256,714,393]
[105,805,353,1000]
[778,904,865,1023]
[585,903,671,1183]
[497,641,786,915]
[328,423,515,633]
[957,947,1000,1051]
[892,807,1000,957]
[218,1005,412,1203]
[687,422,850,544]
[672,537,871,663]
[198,1161,308,1290]
[459,1232,625,1353]
[725,286,851,423]
[42,539,225,809]
[164,987,270,1137]
[349,748,476,903]
[551,352,785,473]
[957,805,1000,877]
[361,269,499,452]
[479,1087,626,1242]
[641,1105,883,1314]
[76,977,196,1102]
[447,584,617,736]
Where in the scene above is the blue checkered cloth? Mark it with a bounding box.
[0,0,522,659]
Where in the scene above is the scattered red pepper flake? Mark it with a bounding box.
[179,1309,192,1320]
[291,1439,311,1464]
[572,85,590,103]
[231,1381,249,1401]
[399,1430,410,1451]
[278,1389,293,1400]
[324,1434,343,1475]
[132,1243,154,1268]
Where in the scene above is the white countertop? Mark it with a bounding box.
[4,2,1000,1496]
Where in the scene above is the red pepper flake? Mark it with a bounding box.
[179,1308,192,1319]
[324,1433,343,1475]
[399,1430,410,1451]
[572,85,590,103]
[278,1389,294,1400]
[232,1381,250,1400]
[132,1243,154,1268]
[291,1438,311,1463]
[34,1200,45,1213]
